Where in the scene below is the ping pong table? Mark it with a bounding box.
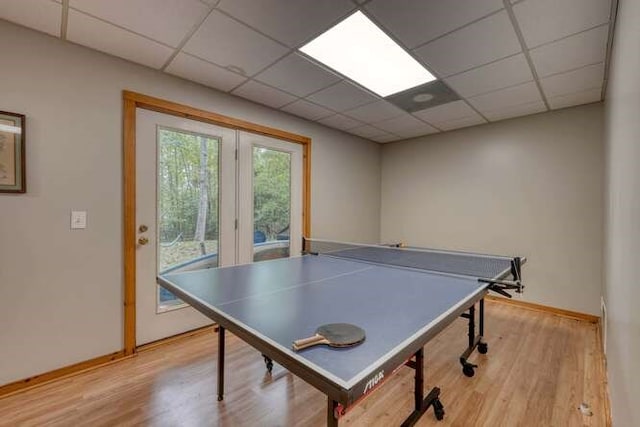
[157,239,524,426]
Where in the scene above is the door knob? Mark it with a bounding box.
[138,225,148,233]
[138,237,149,245]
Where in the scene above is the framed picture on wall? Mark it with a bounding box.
[0,111,26,193]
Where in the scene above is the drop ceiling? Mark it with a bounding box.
[1,0,615,143]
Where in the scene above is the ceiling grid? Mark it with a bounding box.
[0,0,615,143]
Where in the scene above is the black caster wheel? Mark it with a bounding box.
[462,364,475,377]
[217,395,224,402]
[263,355,274,373]
[433,399,445,420]
[478,342,489,354]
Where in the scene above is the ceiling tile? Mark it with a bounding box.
[67,10,174,69]
[412,100,478,124]
[445,54,533,98]
[394,127,441,140]
[0,0,61,37]
[467,81,543,112]
[165,53,247,91]
[69,0,210,48]
[254,53,341,97]
[183,10,288,76]
[370,134,401,143]
[343,100,405,123]
[414,11,521,77]
[483,99,547,121]
[348,125,391,139]
[547,87,602,110]
[280,99,334,121]
[530,25,608,78]
[365,0,503,49]
[231,80,297,108]
[317,114,363,131]
[513,0,611,48]
[217,0,355,47]
[438,115,487,131]
[374,114,438,137]
[540,62,605,98]
[307,81,378,112]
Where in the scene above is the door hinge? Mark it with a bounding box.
[235,149,238,160]
[235,219,238,230]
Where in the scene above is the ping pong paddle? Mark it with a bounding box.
[292,323,366,351]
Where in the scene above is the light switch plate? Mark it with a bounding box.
[71,210,87,229]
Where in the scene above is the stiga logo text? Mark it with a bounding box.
[363,370,384,394]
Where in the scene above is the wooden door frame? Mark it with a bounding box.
[122,90,311,355]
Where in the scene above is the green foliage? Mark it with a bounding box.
[253,147,291,240]
[157,131,291,248]
[158,129,219,243]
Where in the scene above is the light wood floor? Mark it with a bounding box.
[0,300,609,426]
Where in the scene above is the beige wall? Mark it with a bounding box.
[381,104,604,315]
[0,20,381,385]
[603,0,640,424]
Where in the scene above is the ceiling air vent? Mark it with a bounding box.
[385,80,460,113]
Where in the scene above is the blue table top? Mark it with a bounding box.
[159,254,489,389]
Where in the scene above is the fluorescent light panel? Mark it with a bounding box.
[300,11,435,97]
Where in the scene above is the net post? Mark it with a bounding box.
[511,257,523,293]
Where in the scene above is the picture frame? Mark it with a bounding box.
[0,111,26,193]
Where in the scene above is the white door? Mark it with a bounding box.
[135,111,303,345]
[237,131,303,264]
[135,110,235,345]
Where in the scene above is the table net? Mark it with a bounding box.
[304,239,515,280]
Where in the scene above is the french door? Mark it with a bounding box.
[135,110,302,345]
[237,131,302,265]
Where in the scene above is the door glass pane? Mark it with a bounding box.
[157,127,220,310]
[253,146,291,262]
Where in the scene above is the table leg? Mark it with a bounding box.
[459,304,480,377]
[414,348,424,409]
[217,326,225,401]
[479,298,485,336]
[468,304,476,349]
[401,348,444,426]
[477,298,488,354]
[327,398,339,427]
